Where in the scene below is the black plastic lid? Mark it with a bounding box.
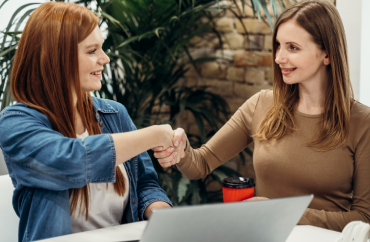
[222,177,255,188]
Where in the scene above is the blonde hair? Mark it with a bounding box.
[254,1,353,151]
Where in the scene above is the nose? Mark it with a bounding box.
[275,48,287,65]
[99,51,110,65]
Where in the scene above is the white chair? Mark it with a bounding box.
[0,149,8,175]
[0,175,19,242]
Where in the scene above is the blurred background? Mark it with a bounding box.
[0,0,366,206]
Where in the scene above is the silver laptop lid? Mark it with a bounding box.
[140,195,313,242]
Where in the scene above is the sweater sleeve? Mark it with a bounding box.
[299,113,370,232]
[176,91,262,180]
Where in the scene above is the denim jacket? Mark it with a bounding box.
[0,97,172,242]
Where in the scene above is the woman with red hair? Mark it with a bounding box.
[0,2,173,241]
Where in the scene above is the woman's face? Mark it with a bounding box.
[78,26,110,92]
[275,20,330,85]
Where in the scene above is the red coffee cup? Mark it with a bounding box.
[222,177,255,203]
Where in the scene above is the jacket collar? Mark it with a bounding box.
[92,96,118,114]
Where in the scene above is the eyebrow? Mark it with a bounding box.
[276,39,302,47]
[84,43,101,49]
[286,41,301,47]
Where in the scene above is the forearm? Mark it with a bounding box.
[299,208,370,232]
[176,139,214,179]
[177,117,253,179]
[112,126,170,165]
[144,201,172,219]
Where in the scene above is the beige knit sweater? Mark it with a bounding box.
[177,89,370,232]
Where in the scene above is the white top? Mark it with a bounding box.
[71,130,130,233]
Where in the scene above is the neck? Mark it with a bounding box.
[72,90,78,115]
[297,74,329,115]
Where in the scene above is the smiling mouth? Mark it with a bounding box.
[91,71,102,75]
[281,68,296,75]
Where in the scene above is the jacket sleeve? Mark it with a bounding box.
[136,150,173,220]
[0,110,116,191]
[116,108,173,220]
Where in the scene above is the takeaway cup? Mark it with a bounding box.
[222,177,255,203]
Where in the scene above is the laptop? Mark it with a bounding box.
[127,194,313,242]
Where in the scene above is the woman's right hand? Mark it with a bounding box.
[153,128,187,168]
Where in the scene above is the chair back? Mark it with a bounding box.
[0,175,19,242]
[0,149,8,175]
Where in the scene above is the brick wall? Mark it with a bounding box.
[177,0,335,179]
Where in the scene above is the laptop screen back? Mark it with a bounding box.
[140,195,313,242]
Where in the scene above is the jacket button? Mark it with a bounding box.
[99,122,103,127]
[128,171,131,176]
[132,199,136,204]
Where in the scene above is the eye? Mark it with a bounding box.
[276,41,280,47]
[290,45,298,51]
[89,49,97,54]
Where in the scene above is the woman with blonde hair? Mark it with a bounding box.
[155,0,370,232]
[0,2,173,241]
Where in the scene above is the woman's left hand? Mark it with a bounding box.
[144,201,172,219]
[243,197,269,201]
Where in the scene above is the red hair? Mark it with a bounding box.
[11,2,125,219]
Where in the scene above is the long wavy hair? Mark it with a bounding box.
[254,1,353,151]
[11,2,125,219]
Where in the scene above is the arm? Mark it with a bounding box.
[144,201,171,219]
[121,119,173,221]
[299,114,370,232]
[112,124,173,165]
[0,110,173,191]
[136,150,173,220]
[154,92,262,179]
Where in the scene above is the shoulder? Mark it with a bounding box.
[1,103,34,116]
[242,89,273,108]
[349,100,370,151]
[0,103,48,122]
[348,100,370,144]
[257,89,273,105]
[91,96,129,116]
[350,100,370,123]
[91,97,135,132]
[245,89,273,115]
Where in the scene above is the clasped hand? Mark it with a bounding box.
[154,126,187,167]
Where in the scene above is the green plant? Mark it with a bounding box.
[0,0,283,205]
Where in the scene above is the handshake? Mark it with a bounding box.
[152,125,188,168]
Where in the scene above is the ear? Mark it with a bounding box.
[323,52,330,65]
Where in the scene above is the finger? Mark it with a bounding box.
[157,152,177,165]
[153,147,174,159]
[159,161,173,168]
[244,197,268,201]
[173,128,185,147]
[152,146,163,152]
[159,159,174,168]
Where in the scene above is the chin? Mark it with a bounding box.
[81,85,102,92]
[282,77,298,85]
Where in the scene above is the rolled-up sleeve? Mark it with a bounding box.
[136,151,173,220]
[0,111,116,191]
[121,114,172,220]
